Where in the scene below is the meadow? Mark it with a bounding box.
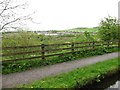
[63,27,99,33]
[2,27,99,47]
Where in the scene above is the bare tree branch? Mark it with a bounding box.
[1,18,20,30]
[0,0,31,31]
[0,1,4,4]
[0,0,10,16]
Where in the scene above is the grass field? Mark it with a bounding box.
[19,57,119,88]
[2,29,99,47]
[63,27,99,32]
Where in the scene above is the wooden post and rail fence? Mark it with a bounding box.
[1,41,118,64]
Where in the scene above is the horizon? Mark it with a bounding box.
[1,26,99,32]
[25,0,119,31]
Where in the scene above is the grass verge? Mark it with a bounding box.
[19,57,119,88]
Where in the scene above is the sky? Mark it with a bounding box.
[24,0,119,31]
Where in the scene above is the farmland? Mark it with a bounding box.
[2,27,99,47]
[63,27,99,32]
[35,27,99,35]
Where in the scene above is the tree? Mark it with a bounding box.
[98,16,119,41]
[0,0,32,31]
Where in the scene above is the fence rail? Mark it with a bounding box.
[1,41,118,64]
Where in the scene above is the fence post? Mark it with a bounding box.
[41,44,45,64]
[118,40,119,45]
[107,41,109,47]
[92,41,95,49]
[71,42,74,54]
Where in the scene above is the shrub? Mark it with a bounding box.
[98,16,119,41]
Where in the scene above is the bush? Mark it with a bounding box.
[98,16,119,41]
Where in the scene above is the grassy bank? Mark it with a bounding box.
[19,57,119,88]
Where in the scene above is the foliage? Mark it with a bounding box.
[84,31,94,41]
[98,16,119,41]
[19,57,119,88]
[2,30,41,47]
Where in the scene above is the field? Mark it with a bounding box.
[63,27,99,32]
[2,28,99,47]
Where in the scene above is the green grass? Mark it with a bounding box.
[2,29,98,48]
[64,27,99,32]
[19,57,119,88]
[46,27,99,33]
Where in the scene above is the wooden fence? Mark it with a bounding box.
[1,41,118,64]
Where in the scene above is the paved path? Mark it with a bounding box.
[2,52,119,88]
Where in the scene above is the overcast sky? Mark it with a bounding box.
[25,0,119,31]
